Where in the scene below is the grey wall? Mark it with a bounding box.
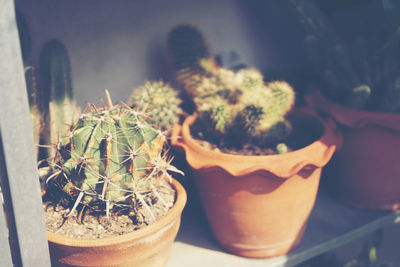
[15,0,306,107]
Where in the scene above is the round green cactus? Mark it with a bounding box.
[129,81,182,132]
[44,101,182,216]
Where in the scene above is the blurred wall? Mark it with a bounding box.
[15,0,307,107]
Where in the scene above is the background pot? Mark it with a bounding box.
[47,178,186,267]
[171,110,340,258]
[308,91,400,211]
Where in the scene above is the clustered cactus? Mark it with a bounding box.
[43,97,182,218]
[291,0,400,112]
[168,25,295,151]
[129,81,182,133]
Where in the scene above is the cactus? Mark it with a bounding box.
[128,81,182,132]
[18,11,42,157]
[18,14,79,160]
[184,59,295,149]
[25,66,41,154]
[43,96,182,217]
[167,25,296,151]
[167,25,213,97]
[345,85,371,110]
[40,40,80,157]
[292,0,400,113]
[276,143,289,154]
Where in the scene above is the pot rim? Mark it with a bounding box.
[312,90,400,118]
[46,178,186,247]
[171,108,341,178]
[307,91,400,130]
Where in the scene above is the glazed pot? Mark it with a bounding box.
[308,91,400,211]
[47,178,186,267]
[171,110,340,258]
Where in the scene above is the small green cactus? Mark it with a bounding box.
[276,143,289,154]
[128,81,182,132]
[43,97,182,217]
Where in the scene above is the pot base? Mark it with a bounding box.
[48,179,187,267]
[218,231,305,258]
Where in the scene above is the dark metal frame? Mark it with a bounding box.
[0,0,51,266]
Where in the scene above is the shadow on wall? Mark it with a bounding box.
[236,0,313,92]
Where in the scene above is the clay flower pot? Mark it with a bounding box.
[171,110,341,258]
[47,178,186,267]
[308,91,400,211]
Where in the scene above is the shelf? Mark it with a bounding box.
[167,180,400,267]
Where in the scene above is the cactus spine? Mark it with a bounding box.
[44,99,181,217]
[168,25,295,150]
[128,81,182,132]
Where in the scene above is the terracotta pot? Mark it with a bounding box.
[171,110,341,258]
[308,91,400,211]
[47,178,186,267]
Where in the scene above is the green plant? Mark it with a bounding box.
[291,0,400,112]
[42,93,183,218]
[21,37,80,160]
[168,26,295,151]
[40,40,80,158]
[167,24,212,97]
[25,66,41,150]
[128,81,183,132]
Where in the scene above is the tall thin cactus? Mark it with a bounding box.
[40,40,80,158]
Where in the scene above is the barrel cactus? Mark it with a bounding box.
[43,96,182,218]
[168,25,295,151]
[128,81,182,132]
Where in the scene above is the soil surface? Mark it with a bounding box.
[194,138,277,155]
[192,115,323,156]
[44,180,175,239]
